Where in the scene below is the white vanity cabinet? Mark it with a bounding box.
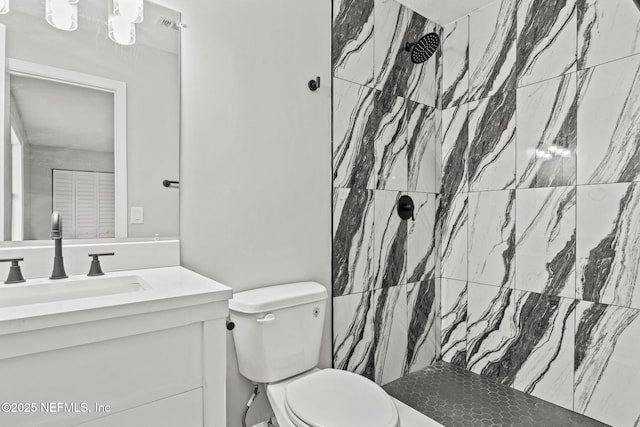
[0,267,231,427]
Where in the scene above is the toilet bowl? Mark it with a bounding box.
[269,368,399,427]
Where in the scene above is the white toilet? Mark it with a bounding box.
[229,282,401,427]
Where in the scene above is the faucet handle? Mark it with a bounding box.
[87,253,115,277]
[0,258,26,284]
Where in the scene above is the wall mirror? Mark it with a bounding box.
[0,0,180,244]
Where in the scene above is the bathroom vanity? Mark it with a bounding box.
[0,266,232,427]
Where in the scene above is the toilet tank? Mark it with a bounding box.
[229,282,328,384]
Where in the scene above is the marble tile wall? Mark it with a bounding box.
[332,0,442,386]
[439,0,640,425]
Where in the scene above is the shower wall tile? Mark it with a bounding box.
[440,105,469,198]
[407,101,440,193]
[333,188,375,296]
[405,279,437,374]
[467,91,516,192]
[442,16,469,109]
[468,190,516,289]
[577,183,640,310]
[468,0,517,101]
[439,192,467,281]
[373,190,406,289]
[407,193,436,285]
[577,54,640,185]
[574,301,640,426]
[373,285,408,385]
[516,74,577,188]
[373,92,408,191]
[515,186,576,299]
[440,279,467,367]
[333,291,376,380]
[577,0,640,70]
[333,78,376,189]
[516,0,577,87]
[374,0,441,107]
[332,0,375,86]
[508,291,576,410]
[439,105,469,281]
[465,282,516,381]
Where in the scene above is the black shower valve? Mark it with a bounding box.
[397,195,415,221]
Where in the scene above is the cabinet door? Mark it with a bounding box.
[78,389,203,427]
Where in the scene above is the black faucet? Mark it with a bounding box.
[50,212,68,280]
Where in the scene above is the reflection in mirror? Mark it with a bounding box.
[10,73,116,240]
[0,0,181,243]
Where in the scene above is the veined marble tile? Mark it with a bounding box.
[333,292,376,380]
[577,0,640,70]
[466,282,516,381]
[469,0,517,101]
[407,101,439,193]
[406,193,436,285]
[441,105,469,198]
[577,183,640,310]
[373,190,406,289]
[332,0,375,86]
[439,192,468,281]
[516,74,577,188]
[442,16,469,109]
[468,190,516,289]
[468,91,516,191]
[333,78,376,189]
[515,187,576,299]
[333,188,375,296]
[374,0,442,107]
[577,55,640,185]
[440,279,467,367]
[373,92,408,191]
[574,301,640,426]
[373,285,408,385]
[509,291,576,410]
[517,0,577,87]
[405,279,437,374]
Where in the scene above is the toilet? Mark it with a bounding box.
[229,282,400,427]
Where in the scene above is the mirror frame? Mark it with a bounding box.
[5,58,128,239]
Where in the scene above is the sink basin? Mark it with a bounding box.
[0,276,148,308]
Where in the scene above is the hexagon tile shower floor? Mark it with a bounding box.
[384,362,608,427]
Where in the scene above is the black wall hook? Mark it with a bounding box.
[308,76,321,91]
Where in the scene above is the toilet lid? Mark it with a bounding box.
[284,369,399,427]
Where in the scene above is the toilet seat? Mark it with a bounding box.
[283,369,399,427]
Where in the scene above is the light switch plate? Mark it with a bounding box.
[131,207,144,224]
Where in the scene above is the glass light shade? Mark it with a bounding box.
[113,0,143,23]
[108,15,136,46]
[0,0,9,15]
[45,0,78,31]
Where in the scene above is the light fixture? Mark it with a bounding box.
[113,0,143,23]
[108,14,136,45]
[0,0,9,15]
[45,0,78,31]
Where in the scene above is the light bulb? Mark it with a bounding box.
[113,0,143,23]
[108,15,136,45]
[45,0,78,31]
[0,0,9,14]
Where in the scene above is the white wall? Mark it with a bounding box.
[154,0,332,425]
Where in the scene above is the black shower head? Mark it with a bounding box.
[405,32,440,64]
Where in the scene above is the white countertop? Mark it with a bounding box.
[0,266,233,336]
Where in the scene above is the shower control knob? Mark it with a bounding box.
[308,76,321,92]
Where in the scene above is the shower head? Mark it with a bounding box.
[405,32,440,64]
